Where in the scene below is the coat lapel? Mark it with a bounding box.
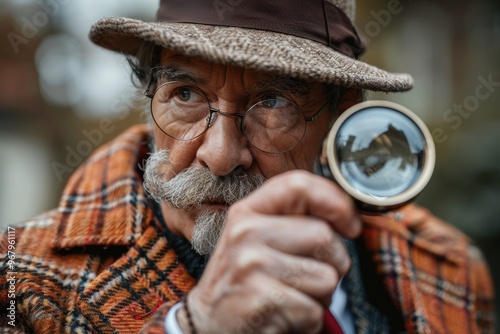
[76,224,197,333]
[51,125,153,250]
[361,205,478,334]
[45,125,197,332]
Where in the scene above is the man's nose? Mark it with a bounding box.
[195,104,253,176]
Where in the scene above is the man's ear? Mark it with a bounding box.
[338,88,364,114]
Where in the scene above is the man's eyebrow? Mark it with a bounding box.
[151,67,310,97]
[253,76,311,97]
[152,66,206,85]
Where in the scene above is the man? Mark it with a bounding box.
[0,0,495,333]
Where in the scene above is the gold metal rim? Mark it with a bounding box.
[325,100,436,207]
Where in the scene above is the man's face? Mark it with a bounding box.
[144,51,337,254]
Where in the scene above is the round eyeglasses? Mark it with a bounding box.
[148,81,329,154]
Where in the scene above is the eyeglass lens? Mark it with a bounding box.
[151,81,308,153]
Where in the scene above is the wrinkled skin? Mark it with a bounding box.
[153,51,362,333]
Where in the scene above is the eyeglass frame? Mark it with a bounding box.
[145,79,332,153]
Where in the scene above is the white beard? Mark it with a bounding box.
[143,149,265,255]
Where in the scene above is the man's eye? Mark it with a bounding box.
[261,95,290,108]
[176,87,204,103]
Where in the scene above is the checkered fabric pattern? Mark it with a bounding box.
[0,124,495,333]
[360,207,495,333]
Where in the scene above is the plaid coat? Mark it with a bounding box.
[0,125,494,333]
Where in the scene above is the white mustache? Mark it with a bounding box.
[143,150,266,209]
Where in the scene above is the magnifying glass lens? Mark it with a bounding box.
[335,108,426,198]
[321,101,435,212]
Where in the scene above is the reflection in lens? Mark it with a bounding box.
[335,108,425,198]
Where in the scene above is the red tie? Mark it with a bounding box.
[322,309,345,334]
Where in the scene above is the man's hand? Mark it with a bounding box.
[179,170,362,334]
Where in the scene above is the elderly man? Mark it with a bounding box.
[0,0,495,333]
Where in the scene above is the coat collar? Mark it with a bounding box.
[51,124,154,250]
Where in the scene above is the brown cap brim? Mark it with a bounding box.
[90,17,414,92]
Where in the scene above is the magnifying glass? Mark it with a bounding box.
[318,100,435,213]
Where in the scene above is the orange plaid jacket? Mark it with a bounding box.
[0,125,495,333]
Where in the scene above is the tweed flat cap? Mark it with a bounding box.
[89,0,414,92]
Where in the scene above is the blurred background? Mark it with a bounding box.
[0,0,499,328]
